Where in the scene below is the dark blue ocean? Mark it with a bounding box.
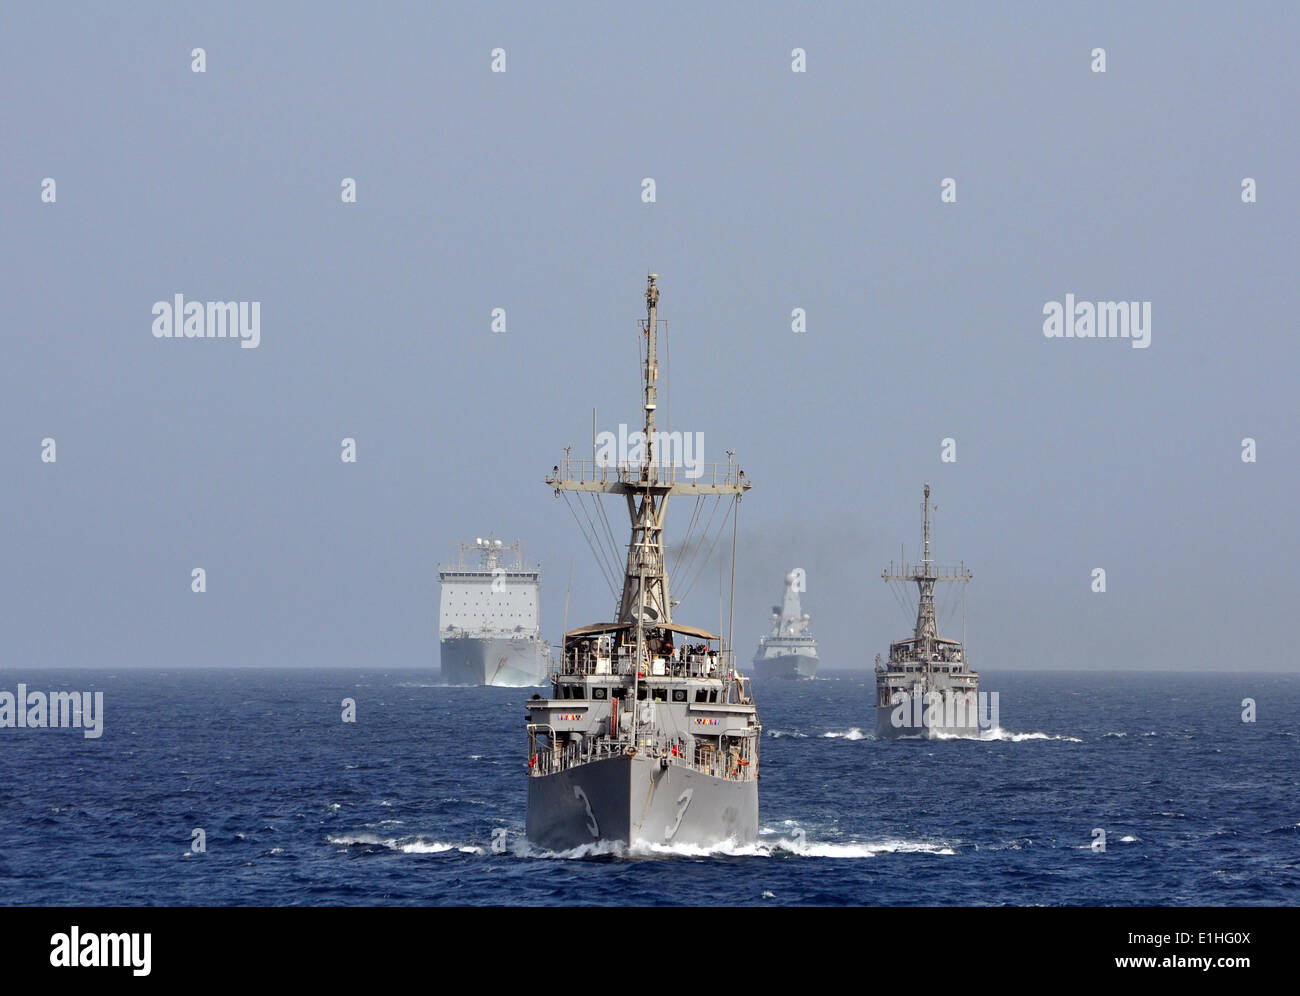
[1,669,1296,906]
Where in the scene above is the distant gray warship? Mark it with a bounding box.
[438,538,549,686]
[875,485,979,738]
[752,571,819,679]
[526,274,761,851]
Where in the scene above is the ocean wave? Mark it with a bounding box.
[517,834,954,860]
[978,837,1034,851]
[821,728,869,740]
[760,821,796,834]
[848,838,958,857]
[328,833,484,855]
[330,830,955,862]
[766,730,809,739]
[981,728,1083,743]
[434,680,543,689]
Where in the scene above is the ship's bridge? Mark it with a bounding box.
[530,618,759,782]
[560,621,729,681]
[886,635,972,672]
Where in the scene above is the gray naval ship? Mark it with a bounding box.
[752,571,820,679]
[437,537,549,686]
[875,484,979,738]
[526,274,761,851]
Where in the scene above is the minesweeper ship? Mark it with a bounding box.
[437,537,549,686]
[752,571,819,679]
[526,274,761,851]
[875,484,979,738]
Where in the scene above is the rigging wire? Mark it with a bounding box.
[676,495,737,605]
[594,493,626,589]
[672,492,723,601]
[940,587,961,630]
[591,489,624,580]
[662,318,669,440]
[887,577,912,620]
[670,496,704,579]
[560,491,619,603]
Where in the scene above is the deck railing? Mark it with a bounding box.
[555,646,731,681]
[546,457,749,489]
[527,725,758,782]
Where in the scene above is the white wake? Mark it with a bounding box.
[328,833,484,855]
[330,831,956,861]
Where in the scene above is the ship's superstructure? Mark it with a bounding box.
[875,485,979,738]
[438,538,548,686]
[752,571,819,679]
[526,275,761,851]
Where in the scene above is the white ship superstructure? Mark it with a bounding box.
[752,571,819,679]
[438,538,548,687]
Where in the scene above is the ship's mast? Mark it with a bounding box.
[546,274,751,637]
[618,274,669,626]
[882,483,971,657]
[916,484,937,646]
[643,275,659,473]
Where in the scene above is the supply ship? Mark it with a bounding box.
[437,538,549,686]
[526,274,761,850]
[875,485,979,738]
[752,571,819,679]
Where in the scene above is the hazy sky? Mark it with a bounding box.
[2,2,1296,671]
